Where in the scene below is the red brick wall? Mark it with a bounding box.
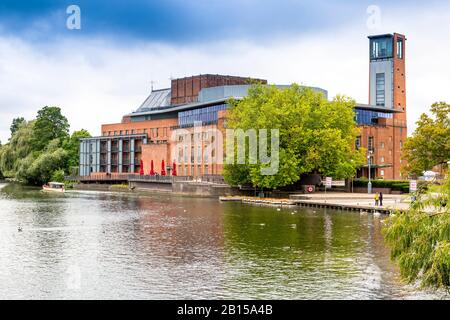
[170,74,267,105]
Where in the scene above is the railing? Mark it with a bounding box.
[66,174,225,184]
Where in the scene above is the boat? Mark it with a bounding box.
[42,182,65,193]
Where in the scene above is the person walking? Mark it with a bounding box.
[379,192,383,206]
[374,193,379,206]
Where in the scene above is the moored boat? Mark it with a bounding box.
[42,182,65,193]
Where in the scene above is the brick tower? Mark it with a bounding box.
[359,33,407,180]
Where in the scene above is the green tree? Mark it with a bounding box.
[63,129,91,169]
[223,84,365,189]
[10,117,26,137]
[0,121,35,177]
[383,178,450,291]
[32,106,70,151]
[16,139,68,185]
[402,102,450,177]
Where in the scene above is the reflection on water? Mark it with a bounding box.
[0,183,443,299]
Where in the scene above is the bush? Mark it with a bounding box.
[353,179,427,192]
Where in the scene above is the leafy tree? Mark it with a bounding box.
[383,178,450,291]
[402,102,450,177]
[0,121,35,177]
[10,117,26,137]
[63,129,91,169]
[32,106,70,151]
[0,106,82,185]
[16,139,68,185]
[223,84,365,189]
[51,169,66,183]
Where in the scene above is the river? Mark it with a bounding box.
[0,183,443,299]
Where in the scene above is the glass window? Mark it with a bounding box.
[178,103,227,127]
[354,109,392,125]
[376,73,385,106]
[368,136,374,152]
[370,37,393,59]
[355,136,361,149]
[397,38,403,59]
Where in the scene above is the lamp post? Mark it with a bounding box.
[367,151,373,194]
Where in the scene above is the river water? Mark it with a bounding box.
[0,183,443,299]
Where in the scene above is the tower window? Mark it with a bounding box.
[376,73,385,106]
[397,38,403,59]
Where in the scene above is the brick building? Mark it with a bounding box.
[79,33,407,181]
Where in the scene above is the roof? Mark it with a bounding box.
[355,103,403,113]
[127,84,329,117]
[367,33,393,39]
[135,88,171,112]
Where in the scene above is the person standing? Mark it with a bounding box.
[374,193,379,206]
[379,192,383,206]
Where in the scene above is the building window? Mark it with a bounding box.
[204,146,209,163]
[380,142,385,149]
[380,169,385,176]
[177,103,227,127]
[368,136,374,152]
[355,136,361,149]
[380,156,385,163]
[400,140,403,148]
[371,37,393,59]
[397,38,403,59]
[197,146,201,163]
[204,165,208,174]
[354,108,392,125]
[376,73,385,106]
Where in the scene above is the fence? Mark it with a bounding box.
[65,174,225,184]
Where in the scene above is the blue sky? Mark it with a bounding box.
[0,0,438,43]
[0,0,449,142]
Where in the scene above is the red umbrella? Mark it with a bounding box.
[149,160,155,176]
[161,159,166,176]
[172,160,177,176]
[139,159,144,175]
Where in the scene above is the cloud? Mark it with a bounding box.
[0,1,449,143]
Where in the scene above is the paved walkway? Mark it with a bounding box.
[290,192,410,211]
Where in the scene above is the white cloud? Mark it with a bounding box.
[0,3,449,143]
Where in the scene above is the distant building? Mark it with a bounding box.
[79,33,407,180]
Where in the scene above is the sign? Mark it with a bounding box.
[325,177,332,188]
[409,180,417,192]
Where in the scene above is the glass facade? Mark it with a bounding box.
[354,108,393,125]
[370,37,393,60]
[178,103,227,127]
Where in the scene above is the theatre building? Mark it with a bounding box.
[79,33,407,181]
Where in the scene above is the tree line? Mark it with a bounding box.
[0,106,90,185]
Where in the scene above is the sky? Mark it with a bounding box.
[0,0,449,142]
